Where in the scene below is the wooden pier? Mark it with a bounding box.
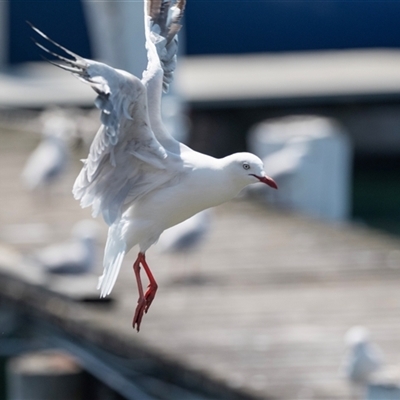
[1,124,400,399]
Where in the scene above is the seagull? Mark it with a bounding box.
[21,108,75,191]
[156,209,212,284]
[262,137,310,182]
[156,209,211,254]
[247,137,310,202]
[29,0,278,331]
[34,220,101,276]
[342,326,383,398]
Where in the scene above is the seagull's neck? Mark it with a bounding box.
[185,155,248,205]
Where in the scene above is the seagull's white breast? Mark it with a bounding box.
[121,153,240,252]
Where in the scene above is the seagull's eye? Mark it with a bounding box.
[242,163,250,170]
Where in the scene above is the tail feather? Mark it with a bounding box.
[98,222,126,297]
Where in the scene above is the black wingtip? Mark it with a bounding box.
[26,21,45,38]
[26,21,41,39]
[27,21,84,63]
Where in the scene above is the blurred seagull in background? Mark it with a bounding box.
[342,326,383,398]
[262,137,310,183]
[246,137,310,204]
[157,209,212,254]
[29,0,277,331]
[21,108,76,192]
[156,209,212,285]
[33,219,101,276]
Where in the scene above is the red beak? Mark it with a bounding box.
[252,174,278,189]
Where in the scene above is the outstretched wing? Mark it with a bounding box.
[30,24,178,226]
[143,0,186,92]
[141,0,186,152]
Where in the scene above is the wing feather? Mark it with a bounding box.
[30,24,178,226]
[141,0,187,152]
[143,0,186,93]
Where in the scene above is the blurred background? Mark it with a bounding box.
[1,1,400,399]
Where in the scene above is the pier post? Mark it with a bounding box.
[6,350,84,400]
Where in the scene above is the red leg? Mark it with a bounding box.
[132,252,158,332]
[132,253,146,332]
[140,254,158,313]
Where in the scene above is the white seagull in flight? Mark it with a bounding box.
[30,0,277,331]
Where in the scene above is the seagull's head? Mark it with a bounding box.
[227,153,278,190]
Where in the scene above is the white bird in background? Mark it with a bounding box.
[342,326,383,398]
[262,137,310,182]
[157,209,212,285]
[21,108,76,191]
[157,209,212,254]
[29,0,277,331]
[34,220,101,276]
[246,136,310,204]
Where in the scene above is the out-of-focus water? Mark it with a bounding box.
[353,156,400,236]
[0,356,6,400]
